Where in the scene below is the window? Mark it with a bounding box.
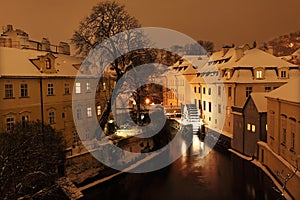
[226,71,231,79]
[280,70,287,78]
[246,87,252,97]
[290,119,296,151]
[75,82,81,94]
[198,100,201,109]
[218,86,221,96]
[203,101,206,111]
[218,104,221,114]
[256,70,263,79]
[208,88,211,95]
[194,86,197,93]
[64,83,70,94]
[87,107,92,117]
[20,84,28,97]
[97,105,101,116]
[62,112,65,118]
[247,123,251,131]
[226,106,231,115]
[228,87,232,97]
[269,111,275,138]
[265,86,271,92]
[251,125,256,132]
[5,84,13,98]
[49,111,55,124]
[86,82,91,92]
[208,102,212,112]
[47,83,54,95]
[291,132,295,151]
[76,108,82,120]
[198,87,201,93]
[281,115,287,146]
[6,117,14,132]
[45,58,51,69]
[203,87,206,94]
[21,115,29,128]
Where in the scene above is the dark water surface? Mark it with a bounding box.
[83,135,282,200]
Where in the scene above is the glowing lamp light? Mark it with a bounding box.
[145,98,150,105]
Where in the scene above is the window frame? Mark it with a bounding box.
[47,83,54,96]
[4,84,14,99]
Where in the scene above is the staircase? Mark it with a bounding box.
[182,104,200,134]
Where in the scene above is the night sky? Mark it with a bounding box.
[1,0,299,51]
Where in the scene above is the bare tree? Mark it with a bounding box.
[0,121,65,199]
[72,1,180,132]
[274,156,300,199]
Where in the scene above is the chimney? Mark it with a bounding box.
[235,47,244,60]
[41,38,50,51]
[267,45,273,55]
[6,24,13,32]
[59,42,70,55]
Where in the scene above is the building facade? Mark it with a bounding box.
[0,25,109,151]
[258,78,300,199]
[232,93,267,156]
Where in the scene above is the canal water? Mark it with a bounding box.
[82,135,282,200]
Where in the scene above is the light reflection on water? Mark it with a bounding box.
[83,134,282,200]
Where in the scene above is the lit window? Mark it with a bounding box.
[103,82,106,91]
[49,111,55,124]
[6,117,14,132]
[256,70,263,79]
[247,124,251,131]
[47,83,54,95]
[87,107,92,117]
[64,83,70,94]
[97,105,101,116]
[75,82,81,94]
[226,71,231,79]
[86,82,91,92]
[5,84,13,98]
[252,125,255,132]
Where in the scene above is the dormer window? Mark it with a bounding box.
[256,70,263,79]
[225,71,231,79]
[45,58,51,69]
[280,70,287,78]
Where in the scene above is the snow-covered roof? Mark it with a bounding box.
[249,93,267,113]
[266,77,300,103]
[0,47,83,77]
[233,48,296,68]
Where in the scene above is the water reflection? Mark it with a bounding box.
[83,135,282,200]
